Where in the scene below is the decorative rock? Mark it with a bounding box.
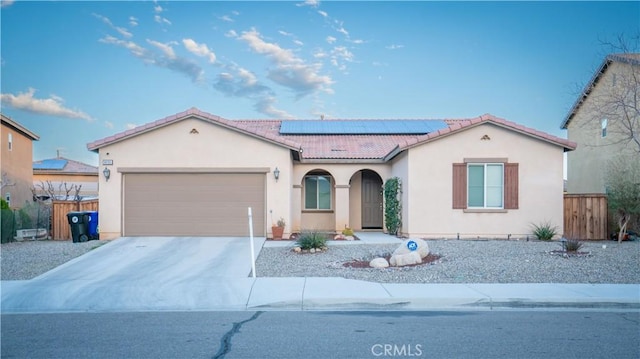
[293,247,301,253]
[392,239,429,259]
[345,236,355,241]
[334,234,345,240]
[369,257,389,268]
[310,248,316,253]
[389,251,422,267]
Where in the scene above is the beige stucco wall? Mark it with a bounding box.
[96,117,292,239]
[402,123,565,239]
[1,123,35,209]
[566,61,640,193]
[292,163,389,232]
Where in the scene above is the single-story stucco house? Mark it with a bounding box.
[87,108,576,240]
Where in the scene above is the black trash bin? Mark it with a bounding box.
[67,211,89,243]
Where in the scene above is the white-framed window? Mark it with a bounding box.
[304,175,332,210]
[5,193,10,207]
[467,163,504,208]
[7,133,12,151]
[601,118,608,138]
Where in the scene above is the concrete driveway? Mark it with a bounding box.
[1,237,266,313]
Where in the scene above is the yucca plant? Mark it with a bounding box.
[563,238,584,252]
[295,230,327,250]
[531,221,558,241]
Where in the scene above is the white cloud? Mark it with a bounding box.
[279,30,291,37]
[100,36,204,83]
[154,15,172,25]
[297,0,319,7]
[293,39,304,47]
[220,15,233,22]
[318,10,328,17]
[238,28,333,97]
[126,123,138,130]
[93,13,133,38]
[1,0,15,8]
[0,88,93,121]
[386,44,405,50]
[104,121,114,129]
[337,27,348,37]
[147,40,176,59]
[351,39,364,44]
[129,16,138,27]
[326,36,336,44]
[182,39,216,64]
[225,30,238,38]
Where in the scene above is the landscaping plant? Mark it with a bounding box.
[384,177,402,236]
[531,221,558,240]
[563,238,584,252]
[295,230,327,250]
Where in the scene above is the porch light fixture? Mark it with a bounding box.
[273,167,280,182]
[103,167,111,181]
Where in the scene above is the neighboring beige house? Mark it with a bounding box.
[1,114,40,209]
[561,53,640,193]
[33,156,99,200]
[87,108,575,240]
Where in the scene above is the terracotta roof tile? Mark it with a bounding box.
[87,108,576,160]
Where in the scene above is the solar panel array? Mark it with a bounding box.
[280,120,448,135]
[33,159,68,170]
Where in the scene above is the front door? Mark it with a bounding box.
[362,171,383,229]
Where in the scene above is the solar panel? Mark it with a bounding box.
[33,159,68,170]
[280,120,448,135]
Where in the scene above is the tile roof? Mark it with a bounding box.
[561,53,640,129]
[87,108,576,162]
[33,157,98,175]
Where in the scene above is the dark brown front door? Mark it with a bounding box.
[362,171,383,229]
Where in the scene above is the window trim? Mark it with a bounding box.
[304,174,332,210]
[466,163,505,209]
[8,133,12,151]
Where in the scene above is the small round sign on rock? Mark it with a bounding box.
[406,240,418,251]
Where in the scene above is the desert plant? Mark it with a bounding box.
[295,230,327,250]
[342,227,354,236]
[563,238,584,252]
[276,217,286,228]
[531,221,558,240]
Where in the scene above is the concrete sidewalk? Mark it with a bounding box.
[2,277,638,313]
[1,233,639,313]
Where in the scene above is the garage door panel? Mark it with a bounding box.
[124,173,265,236]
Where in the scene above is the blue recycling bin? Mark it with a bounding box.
[86,211,99,240]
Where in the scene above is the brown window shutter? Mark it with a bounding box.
[504,163,519,209]
[452,163,467,209]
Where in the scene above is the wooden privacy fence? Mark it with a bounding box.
[563,194,608,240]
[52,200,99,240]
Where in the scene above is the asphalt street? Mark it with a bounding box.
[2,310,639,358]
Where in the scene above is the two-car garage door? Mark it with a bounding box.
[123,172,265,236]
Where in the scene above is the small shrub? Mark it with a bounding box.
[531,221,558,241]
[276,217,286,228]
[295,230,327,250]
[563,238,583,252]
[342,227,354,236]
[1,199,9,210]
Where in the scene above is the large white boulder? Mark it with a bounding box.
[389,251,422,267]
[392,239,429,259]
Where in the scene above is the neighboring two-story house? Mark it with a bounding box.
[1,114,40,209]
[561,53,640,194]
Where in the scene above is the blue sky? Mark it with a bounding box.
[1,1,638,166]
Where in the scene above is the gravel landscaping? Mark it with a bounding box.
[1,238,638,284]
[255,239,640,284]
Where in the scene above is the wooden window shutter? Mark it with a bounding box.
[452,163,467,209]
[504,163,519,209]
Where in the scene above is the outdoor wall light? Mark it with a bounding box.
[103,167,111,181]
[273,167,280,182]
